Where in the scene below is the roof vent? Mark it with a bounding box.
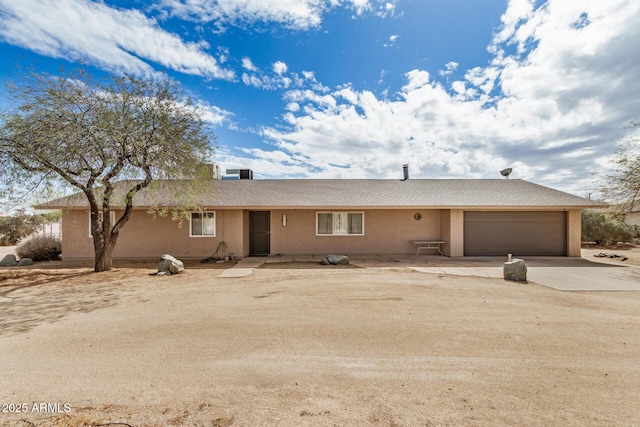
[402,164,409,181]
[226,169,253,180]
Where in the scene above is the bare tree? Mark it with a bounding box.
[601,121,640,215]
[0,68,214,271]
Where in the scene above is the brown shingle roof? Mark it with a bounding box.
[36,179,599,210]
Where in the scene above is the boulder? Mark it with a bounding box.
[157,254,184,276]
[17,258,34,266]
[325,254,349,265]
[503,258,527,282]
[0,254,17,267]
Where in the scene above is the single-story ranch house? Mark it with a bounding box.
[37,173,599,259]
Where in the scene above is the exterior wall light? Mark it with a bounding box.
[282,214,287,227]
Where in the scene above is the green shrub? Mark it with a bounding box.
[582,210,635,245]
[16,235,62,261]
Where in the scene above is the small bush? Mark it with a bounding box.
[16,235,62,261]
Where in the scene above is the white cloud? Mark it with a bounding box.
[383,34,399,47]
[241,63,330,92]
[451,81,466,95]
[285,102,300,112]
[302,71,316,80]
[438,61,459,77]
[157,0,394,30]
[249,0,640,195]
[242,71,291,90]
[402,70,431,91]
[198,103,234,127]
[0,0,234,79]
[241,57,258,72]
[272,61,288,75]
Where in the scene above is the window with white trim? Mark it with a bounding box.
[190,212,216,237]
[89,211,116,237]
[316,212,364,235]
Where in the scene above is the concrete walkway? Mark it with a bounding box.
[219,257,267,278]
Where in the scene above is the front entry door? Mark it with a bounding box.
[249,211,270,255]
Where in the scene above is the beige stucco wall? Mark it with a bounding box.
[625,212,640,227]
[440,209,464,257]
[269,209,441,254]
[61,207,583,259]
[61,209,245,259]
[566,209,582,257]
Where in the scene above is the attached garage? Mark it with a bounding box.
[464,211,567,256]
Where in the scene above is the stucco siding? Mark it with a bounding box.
[625,212,640,227]
[269,209,440,254]
[567,209,582,257]
[60,206,583,259]
[440,209,464,257]
[61,210,93,259]
[61,209,245,259]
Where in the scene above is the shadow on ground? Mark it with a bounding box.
[0,269,138,336]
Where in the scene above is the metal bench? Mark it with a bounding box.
[411,240,446,256]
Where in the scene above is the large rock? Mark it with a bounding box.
[157,254,184,276]
[0,254,17,267]
[325,254,349,265]
[504,258,527,282]
[17,258,34,266]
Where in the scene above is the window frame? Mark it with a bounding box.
[89,211,116,238]
[316,211,364,236]
[189,211,217,237]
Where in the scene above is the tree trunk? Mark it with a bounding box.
[94,238,117,272]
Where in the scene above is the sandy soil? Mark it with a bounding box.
[1,259,640,426]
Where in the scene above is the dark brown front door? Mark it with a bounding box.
[249,211,270,255]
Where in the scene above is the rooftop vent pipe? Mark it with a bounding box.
[402,164,409,181]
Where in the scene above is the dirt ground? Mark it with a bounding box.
[1,255,640,426]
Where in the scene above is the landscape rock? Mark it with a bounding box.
[157,254,184,276]
[17,258,34,266]
[594,253,628,261]
[0,254,18,267]
[503,258,527,282]
[325,254,349,265]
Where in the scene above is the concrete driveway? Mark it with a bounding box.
[527,260,640,291]
[407,256,640,291]
[263,254,640,291]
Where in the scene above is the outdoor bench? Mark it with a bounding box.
[411,240,446,256]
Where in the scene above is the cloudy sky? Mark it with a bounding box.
[1,0,639,197]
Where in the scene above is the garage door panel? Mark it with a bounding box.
[464,211,567,256]
[512,212,539,221]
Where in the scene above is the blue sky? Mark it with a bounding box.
[1,0,639,198]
